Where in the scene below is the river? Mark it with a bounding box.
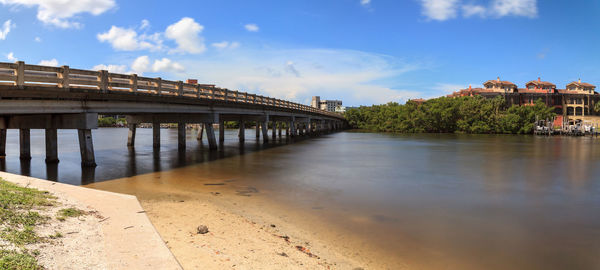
[1,128,599,269]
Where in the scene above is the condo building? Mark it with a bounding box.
[312,96,343,112]
[447,77,600,127]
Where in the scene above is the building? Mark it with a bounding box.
[446,77,600,127]
[311,96,343,112]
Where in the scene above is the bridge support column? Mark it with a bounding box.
[205,123,217,150]
[278,123,282,138]
[238,120,245,143]
[45,128,58,163]
[197,124,204,141]
[78,129,96,167]
[272,121,276,140]
[127,124,136,147]
[0,129,6,157]
[178,123,186,150]
[261,118,269,143]
[219,120,225,144]
[19,129,31,160]
[153,121,160,149]
[256,122,260,139]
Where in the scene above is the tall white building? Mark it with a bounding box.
[311,96,343,112]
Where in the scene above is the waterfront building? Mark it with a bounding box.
[311,96,343,112]
[446,78,600,127]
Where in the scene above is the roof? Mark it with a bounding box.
[525,80,556,87]
[566,81,596,88]
[483,80,516,86]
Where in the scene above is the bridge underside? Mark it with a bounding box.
[0,87,346,167]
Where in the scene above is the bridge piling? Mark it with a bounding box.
[278,123,282,138]
[219,121,225,143]
[19,129,31,160]
[239,120,245,142]
[178,123,186,150]
[45,128,58,163]
[77,129,96,167]
[153,121,160,149]
[0,129,6,157]
[197,124,204,141]
[255,122,260,139]
[261,119,269,143]
[127,124,136,147]
[205,123,217,150]
[272,121,276,140]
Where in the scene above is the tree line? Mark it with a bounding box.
[344,96,556,134]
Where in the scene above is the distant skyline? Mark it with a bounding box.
[0,0,599,106]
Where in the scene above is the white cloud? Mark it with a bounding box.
[492,0,537,18]
[212,41,240,50]
[140,19,150,30]
[420,0,459,21]
[244,24,259,32]
[131,55,150,74]
[93,64,128,73]
[165,17,205,54]
[152,58,185,72]
[462,4,486,17]
[38,59,58,66]
[361,0,371,5]
[34,36,41,42]
[6,52,16,61]
[0,20,15,40]
[178,48,421,106]
[97,26,162,51]
[0,0,115,28]
[420,0,538,21]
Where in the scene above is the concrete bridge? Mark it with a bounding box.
[0,61,346,167]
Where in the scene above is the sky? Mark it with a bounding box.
[0,0,599,106]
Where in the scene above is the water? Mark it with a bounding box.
[2,129,600,269]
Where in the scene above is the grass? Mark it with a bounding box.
[56,207,85,222]
[0,179,58,269]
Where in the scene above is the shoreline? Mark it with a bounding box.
[87,171,406,269]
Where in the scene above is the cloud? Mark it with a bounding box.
[34,36,41,42]
[97,25,162,51]
[491,0,537,18]
[462,4,486,17]
[38,59,58,66]
[152,58,185,72]
[361,0,371,5]
[131,55,150,74]
[420,0,459,21]
[93,64,128,73]
[419,0,538,21]
[212,41,240,50]
[0,0,115,28]
[0,20,15,40]
[140,19,150,30]
[178,48,422,106]
[165,17,205,54]
[244,24,259,32]
[6,52,16,61]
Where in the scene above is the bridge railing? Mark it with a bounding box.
[0,61,342,118]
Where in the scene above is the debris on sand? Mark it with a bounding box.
[197,225,209,234]
[295,245,320,259]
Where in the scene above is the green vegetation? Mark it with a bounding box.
[56,207,85,221]
[0,250,40,270]
[98,116,127,127]
[345,96,555,134]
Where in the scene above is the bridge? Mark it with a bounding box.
[0,61,346,167]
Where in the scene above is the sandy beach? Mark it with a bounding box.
[87,169,406,269]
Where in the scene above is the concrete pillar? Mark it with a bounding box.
[205,123,217,150]
[127,124,136,147]
[261,118,269,143]
[197,124,204,141]
[219,120,225,143]
[0,129,6,157]
[239,120,245,142]
[19,129,31,160]
[178,122,186,150]
[256,122,260,139]
[78,129,96,167]
[153,121,160,149]
[278,123,282,138]
[272,121,276,139]
[45,128,58,163]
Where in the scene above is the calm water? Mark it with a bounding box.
[2,129,600,269]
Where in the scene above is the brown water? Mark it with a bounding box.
[2,129,600,269]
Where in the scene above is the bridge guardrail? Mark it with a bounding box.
[0,61,343,119]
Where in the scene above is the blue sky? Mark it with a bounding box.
[0,0,599,106]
